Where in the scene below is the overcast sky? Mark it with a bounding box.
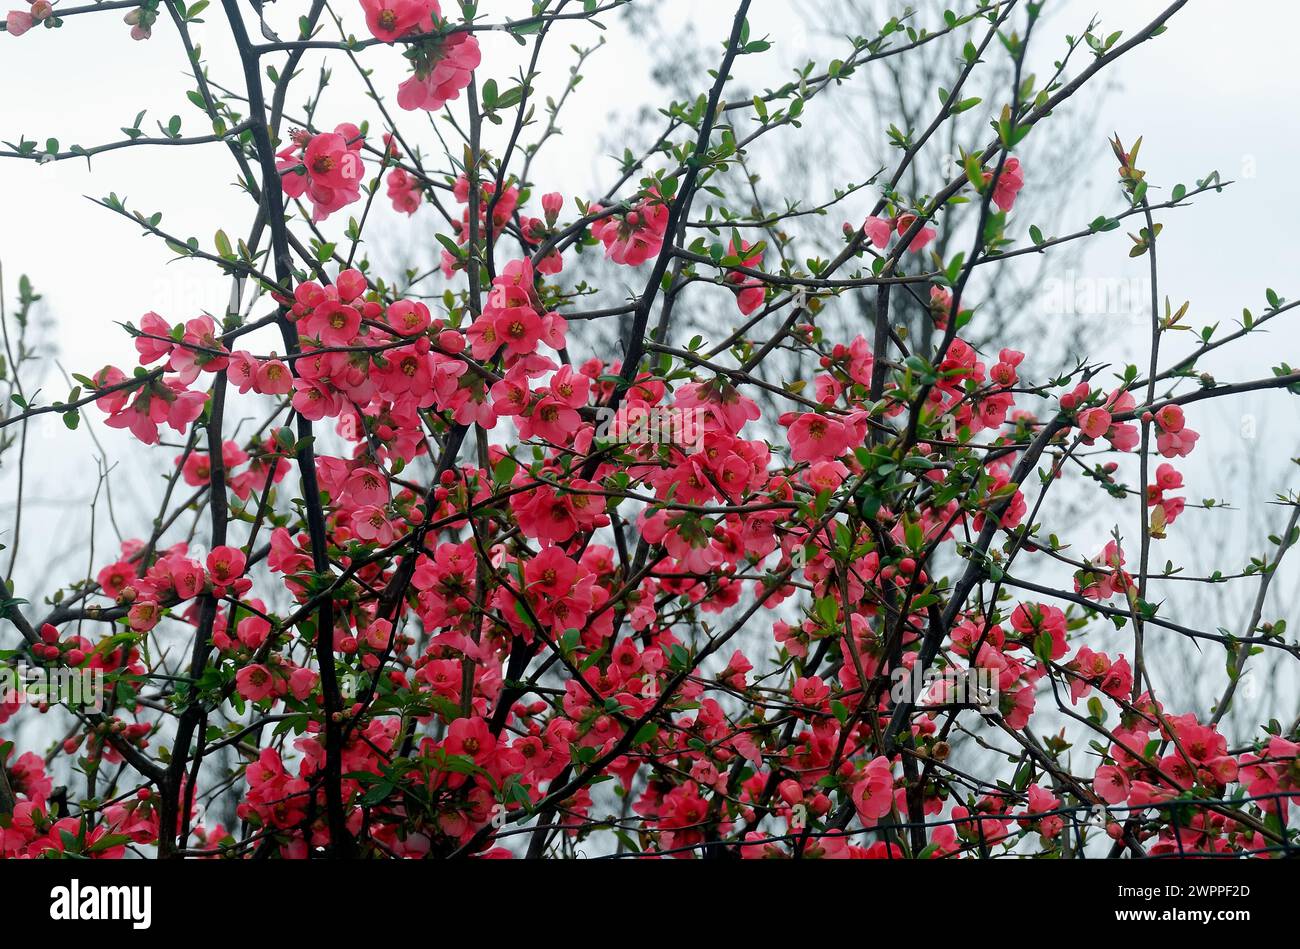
[2,0,1298,736]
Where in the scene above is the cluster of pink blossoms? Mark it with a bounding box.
[1147,461,1186,526]
[277,124,366,222]
[589,190,670,266]
[1088,710,1281,855]
[863,212,937,254]
[378,134,423,216]
[357,0,480,113]
[725,238,766,315]
[94,311,227,444]
[31,13,1292,855]
[102,541,252,634]
[1065,385,1200,460]
[1150,402,1199,457]
[1075,540,1133,601]
[78,186,1240,857]
[436,174,566,276]
[386,165,422,215]
[99,310,299,456]
[279,269,481,450]
[4,0,49,36]
[862,160,1024,255]
[0,748,161,858]
[6,0,149,39]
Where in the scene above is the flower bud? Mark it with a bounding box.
[541,191,563,225]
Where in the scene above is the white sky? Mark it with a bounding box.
[2,0,1298,734]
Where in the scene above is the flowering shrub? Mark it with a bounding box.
[1,0,1298,862]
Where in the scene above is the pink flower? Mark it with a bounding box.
[1154,463,1183,491]
[851,756,895,823]
[312,301,362,347]
[791,675,830,707]
[387,299,432,335]
[726,238,765,315]
[396,33,481,112]
[346,467,390,507]
[492,305,543,357]
[720,650,752,689]
[206,546,247,586]
[1156,426,1199,459]
[1094,764,1130,804]
[1076,407,1112,441]
[236,664,275,702]
[6,10,34,35]
[288,667,319,701]
[988,157,1025,212]
[803,459,848,492]
[166,556,206,600]
[536,249,563,275]
[862,213,936,251]
[352,505,397,545]
[863,215,893,248]
[1076,541,1132,601]
[786,412,850,463]
[445,716,496,766]
[386,166,422,215]
[255,358,293,395]
[547,365,589,409]
[1154,403,1184,433]
[524,545,579,598]
[1021,784,1062,839]
[1128,780,1177,807]
[228,351,259,394]
[1010,602,1068,660]
[895,214,936,253]
[1004,684,1035,730]
[96,560,137,599]
[134,311,174,364]
[277,125,366,222]
[359,0,436,43]
[590,193,670,266]
[1099,656,1133,699]
[541,191,563,224]
[518,395,580,443]
[127,600,163,632]
[237,615,271,650]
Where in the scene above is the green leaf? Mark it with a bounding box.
[494,85,526,110]
[1032,630,1054,664]
[1087,696,1106,724]
[435,233,462,258]
[493,455,517,486]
